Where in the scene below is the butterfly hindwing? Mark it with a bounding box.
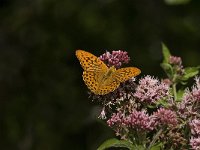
[97,78,120,95]
[76,50,108,72]
[83,71,120,95]
[113,67,141,83]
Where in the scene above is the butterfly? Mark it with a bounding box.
[76,50,141,95]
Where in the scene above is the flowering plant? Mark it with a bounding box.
[88,44,200,150]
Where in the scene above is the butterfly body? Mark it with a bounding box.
[99,66,116,83]
[76,50,141,95]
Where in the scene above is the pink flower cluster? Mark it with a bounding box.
[107,108,178,134]
[190,77,200,102]
[190,119,200,135]
[107,111,125,127]
[178,77,200,118]
[169,56,182,65]
[99,50,130,68]
[125,110,156,130]
[190,137,200,150]
[134,75,170,103]
[107,110,156,135]
[154,108,178,127]
[107,111,126,137]
[190,119,200,150]
[88,50,200,149]
[169,55,184,75]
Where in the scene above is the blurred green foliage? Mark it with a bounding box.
[0,0,199,149]
[165,0,191,5]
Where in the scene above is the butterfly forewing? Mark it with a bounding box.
[76,50,108,72]
[82,71,99,94]
[113,67,141,82]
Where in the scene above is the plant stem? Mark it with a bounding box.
[172,83,177,101]
[147,128,163,150]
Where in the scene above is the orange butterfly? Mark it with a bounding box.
[76,50,141,95]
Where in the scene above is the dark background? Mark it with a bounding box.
[0,0,199,149]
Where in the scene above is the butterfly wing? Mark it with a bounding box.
[76,50,141,95]
[97,82,120,95]
[83,71,120,95]
[82,71,99,94]
[113,67,141,83]
[76,50,108,72]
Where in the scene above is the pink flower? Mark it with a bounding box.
[99,107,107,119]
[177,77,200,118]
[191,77,200,102]
[99,50,130,68]
[107,111,125,127]
[190,137,200,150]
[169,56,182,65]
[183,77,200,104]
[169,55,184,75]
[125,110,156,131]
[134,75,170,103]
[154,108,178,127]
[190,119,200,136]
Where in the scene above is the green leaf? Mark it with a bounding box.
[176,90,185,102]
[156,99,169,107]
[180,81,188,85]
[161,43,171,63]
[164,0,191,5]
[181,66,200,81]
[97,138,135,150]
[150,145,161,150]
[149,142,163,150]
[160,63,173,77]
[147,105,157,109]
